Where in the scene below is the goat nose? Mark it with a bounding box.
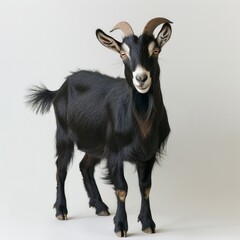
[136,74,148,83]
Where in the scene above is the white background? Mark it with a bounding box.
[1,0,240,239]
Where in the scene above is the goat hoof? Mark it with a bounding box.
[143,227,155,234]
[97,210,110,216]
[115,231,127,238]
[56,213,68,220]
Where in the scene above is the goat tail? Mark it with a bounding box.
[26,84,57,114]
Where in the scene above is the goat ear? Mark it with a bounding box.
[156,23,172,48]
[96,29,121,53]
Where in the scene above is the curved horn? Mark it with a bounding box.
[143,17,173,36]
[110,21,134,37]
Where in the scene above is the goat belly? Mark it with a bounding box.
[68,123,107,158]
[81,146,106,159]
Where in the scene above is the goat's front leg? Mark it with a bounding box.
[108,159,128,237]
[137,158,156,234]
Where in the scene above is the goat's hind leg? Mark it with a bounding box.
[54,125,74,220]
[80,154,110,216]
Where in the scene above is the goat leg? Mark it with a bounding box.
[137,157,156,234]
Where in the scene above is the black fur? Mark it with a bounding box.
[27,22,172,237]
[26,84,57,114]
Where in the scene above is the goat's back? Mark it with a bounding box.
[53,70,130,155]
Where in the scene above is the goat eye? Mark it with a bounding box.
[153,48,160,56]
[120,51,126,59]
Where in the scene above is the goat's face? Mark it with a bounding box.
[96,18,172,94]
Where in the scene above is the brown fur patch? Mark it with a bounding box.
[144,188,151,199]
[137,118,152,138]
[133,108,154,138]
[116,190,127,202]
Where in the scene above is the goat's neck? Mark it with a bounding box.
[131,75,162,137]
[131,91,155,138]
[132,91,152,119]
[132,78,161,118]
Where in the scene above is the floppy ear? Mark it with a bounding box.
[96,29,121,53]
[156,23,172,48]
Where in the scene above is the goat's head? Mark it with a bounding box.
[96,18,172,94]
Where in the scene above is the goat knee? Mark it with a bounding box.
[116,189,127,202]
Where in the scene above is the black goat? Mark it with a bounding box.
[27,18,172,237]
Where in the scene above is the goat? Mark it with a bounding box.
[27,17,172,237]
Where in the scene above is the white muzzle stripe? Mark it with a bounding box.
[132,65,151,94]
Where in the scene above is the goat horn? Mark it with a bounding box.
[110,21,134,37]
[143,17,173,35]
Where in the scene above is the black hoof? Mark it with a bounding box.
[54,201,68,221]
[114,215,128,238]
[56,213,68,220]
[138,215,156,234]
[115,230,127,237]
[142,227,155,234]
[97,210,110,216]
[93,201,110,216]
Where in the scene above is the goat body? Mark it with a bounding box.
[27,18,172,237]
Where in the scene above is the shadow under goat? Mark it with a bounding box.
[26,17,173,237]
